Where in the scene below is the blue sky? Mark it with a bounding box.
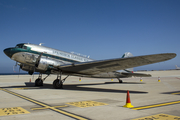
[0,0,180,73]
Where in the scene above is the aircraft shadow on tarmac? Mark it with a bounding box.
[104,82,145,84]
[1,82,148,94]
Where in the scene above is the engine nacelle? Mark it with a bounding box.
[36,57,64,71]
[20,64,34,72]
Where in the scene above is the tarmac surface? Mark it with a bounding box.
[0,70,180,120]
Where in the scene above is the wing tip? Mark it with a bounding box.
[164,53,176,59]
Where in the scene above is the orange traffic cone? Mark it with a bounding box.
[123,90,134,108]
[29,78,31,83]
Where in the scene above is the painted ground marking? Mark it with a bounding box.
[171,92,180,95]
[132,100,180,110]
[0,88,88,120]
[175,77,180,80]
[132,113,180,120]
[66,101,108,108]
[31,105,68,110]
[0,107,30,116]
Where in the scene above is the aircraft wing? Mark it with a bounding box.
[59,53,176,75]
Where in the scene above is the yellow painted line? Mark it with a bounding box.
[51,107,87,120]
[132,113,180,120]
[0,107,30,116]
[0,88,88,120]
[31,105,68,110]
[132,100,180,110]
[66,101,108,108]
[53,105,68,108]
[171,92,180,95]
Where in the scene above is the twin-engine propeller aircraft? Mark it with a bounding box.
[4,43,176,89]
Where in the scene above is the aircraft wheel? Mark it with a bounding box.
[53,79,63,89]
[35,78,43,86]
[119,80,123,83]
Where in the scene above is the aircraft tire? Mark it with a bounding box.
[35,79,43,86]
[53,79,63,89]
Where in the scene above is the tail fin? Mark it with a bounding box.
[122,52,133,58]
[122,52,133,72]
[175,65,180,69]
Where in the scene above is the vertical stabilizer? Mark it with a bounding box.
[175,65,180,70]
[122,52,133,58]
[122,52,133,72]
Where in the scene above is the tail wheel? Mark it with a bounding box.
[53,79,63,89]
[35,78,43,86]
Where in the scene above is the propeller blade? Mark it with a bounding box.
[13,62,18,72]
[35,52,43,67]
[18,66,21,78]
[33,67,35,79]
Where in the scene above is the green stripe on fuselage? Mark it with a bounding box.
[11,47,79,63]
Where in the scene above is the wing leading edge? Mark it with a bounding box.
[58,53,176,75]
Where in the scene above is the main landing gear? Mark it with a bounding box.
[35,72,69,89]
[53,74,69,89]
[35,74,49,86]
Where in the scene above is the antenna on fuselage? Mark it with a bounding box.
[39,43,44,46]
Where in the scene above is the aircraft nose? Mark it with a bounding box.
[3,48,12,58]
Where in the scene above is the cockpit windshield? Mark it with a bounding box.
[15,44,27,49]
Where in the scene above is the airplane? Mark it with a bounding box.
[175,65,180,70]
[3,43,176,89]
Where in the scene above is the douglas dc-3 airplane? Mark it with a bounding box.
[4,43,176,89]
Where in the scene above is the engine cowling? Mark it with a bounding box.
[20,64,34,72]
[36,57,64,71]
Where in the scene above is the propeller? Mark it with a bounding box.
[35,52,43,67]
[13,62,21,78]
[32,66,35,80]
[13,53,43,78]
[18,65,21,78]
[29,52,43,78]
[13,62,18,72]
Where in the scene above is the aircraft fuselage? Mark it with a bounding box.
[4,43,118,78]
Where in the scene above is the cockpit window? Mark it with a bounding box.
[23,46,27,49]
[15,44,23,48]
[15,44,27,49]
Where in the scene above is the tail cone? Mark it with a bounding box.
[123,90,134,108]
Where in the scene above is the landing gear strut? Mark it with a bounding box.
[53,71,69,89]
[35,74,49,86]
[117,78,123,83]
